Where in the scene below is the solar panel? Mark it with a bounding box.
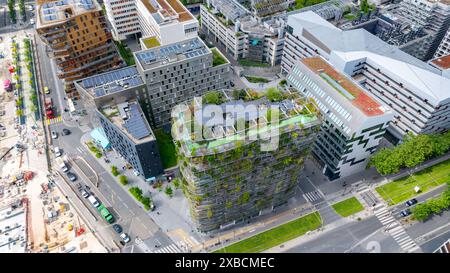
[124,104,151,140]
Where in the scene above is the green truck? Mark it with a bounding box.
[97,204,114,224]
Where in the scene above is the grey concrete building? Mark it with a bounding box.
[134,37,231,127]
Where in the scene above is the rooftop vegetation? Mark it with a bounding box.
[211,48,228,67]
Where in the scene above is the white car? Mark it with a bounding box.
[30,19,35,25]
[120,233,131,243]
[80,190,90,199]
[54,147,61,157]
[51,131,58,139]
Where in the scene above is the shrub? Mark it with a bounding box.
[173,178,180,189]
[95,152,102,158]
[111,166,119,176]
[165,185,173,197]
[119,175,128,185]
[266,87,284,102]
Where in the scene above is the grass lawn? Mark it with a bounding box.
[245,76,270,84]
[331,197,364,217]
[154,128,177,169]
[211,48,228,67]
[213,212,322,253]
[142,36,160,49]
[238,59,270,67]
[344,13,357,20]
[376,158,450,205]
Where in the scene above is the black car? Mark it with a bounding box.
[400,209,411,217]
[62,129,71,136]
[113,224,123,234]
[67,172,77,182]
[405,199,418,207]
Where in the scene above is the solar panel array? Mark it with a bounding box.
[41,0,94,22]
[124,104,151,140]
[80,0,95,10]
[136,38,207,65]
[81,67,143,97]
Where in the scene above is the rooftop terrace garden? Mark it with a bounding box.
[142,36,161,49]
[211,48,228,66]
[115,40,135,66]
[287,0,329,12]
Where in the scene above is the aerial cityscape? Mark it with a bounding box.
[1,0,450,258]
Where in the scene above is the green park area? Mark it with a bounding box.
[245,76,271,84]
[331,197,364,217]
[214,212,322,253]
[376,158,450,205]
[155,128,177,169]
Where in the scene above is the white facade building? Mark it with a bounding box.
[104,0,141,40]
[136,0,199,46]
[282,11,450,140]
[287,56,393,180]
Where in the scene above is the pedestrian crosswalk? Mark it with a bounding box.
[153,238,197,253]
[46,116,62,125]
[374,204,420,253]
[303,190,323,202]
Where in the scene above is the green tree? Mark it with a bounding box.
[173,178,180,189]
[165,185,173,197]
[412,203,432,221]
[119,175,128,185]
[265,87,283,102]
[111,166,119,176]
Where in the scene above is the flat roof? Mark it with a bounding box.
[78,66,144,98]
[301,57,385,116]
[101,101,155,143]
[430,54,450,70]
[139,0,194,23]
[36,0,101,28]
[135,37,209,70]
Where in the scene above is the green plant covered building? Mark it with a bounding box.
[172,89,321,232]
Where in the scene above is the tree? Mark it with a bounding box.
[412,203,432,221]
[203,91,222,105]
[119,175,128,185]
[111,166,119,176]
[265,87,283,102]
[165,185,173,197]
[173,178,180,189]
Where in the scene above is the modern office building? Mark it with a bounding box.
[74,67,163,179]
[172,89,321,231]
[136,0,199,46]
[398,0,450,60]
[282,11,450,140]
[134,37,231,127]
[97,100,163,179]
[287,56,393,180]
[104,0,141,41]
[36,0,123,99]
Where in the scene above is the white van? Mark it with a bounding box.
[54,147,61,157]
[88,196,100,208]
[56,157,68,172]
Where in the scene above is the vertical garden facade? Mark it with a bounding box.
[173,89,321,232]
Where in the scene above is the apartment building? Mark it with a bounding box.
[398,0,450,60]
[104,0,141,41]
[36,0,123,99]
[97,100,163,179]
[200,0,285,66]
[429,53,450,77]
[282,11,450,140]
[134,37,231,127]
[135,0,199,46]
[287,56,393,180]
[435,26,450,57]
[172,89,321,231]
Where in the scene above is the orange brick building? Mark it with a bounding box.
[36,0,123,99]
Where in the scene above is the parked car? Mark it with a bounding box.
[405,199,418,207]
[120,233,131,243]
[54,147,61,157]
[88,196,101,207]
[113,224,123,234]
[62,128,71,135]
[80,189,90,199]
[230,81,235,87]
[51,131,58,139]
[67,172,77,182]
[30,19,35,25]
[400,209,411,217]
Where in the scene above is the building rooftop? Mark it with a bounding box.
[301,57,385,117]
[135,37,209,70]
[288,11,450,105]
[36,0,101,28]
[139,0,194,23]
[430,54,450,70]
[77,66,144,98]
[101,101,155,143]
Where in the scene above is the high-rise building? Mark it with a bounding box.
[36,0,123,99]
[104,0,141,41]
[282,11,450,140]
[134,37,231,127]
[287,56,393,180]
[136,0,199,46]
[398,0,450,60]
[172,89,321,231]
[435,26,450,57]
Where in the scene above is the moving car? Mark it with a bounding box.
[67,172,77,182]
[400,209,411,217]
[44,86,50,94]
[62,128,71,136]
[405,199,418,207]
[51,131,58,139]
[113,224,123,234]
[120,233,131,243]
